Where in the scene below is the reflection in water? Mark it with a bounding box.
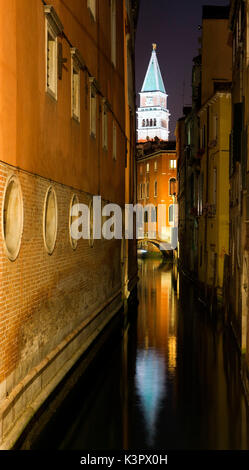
[30,258,249,450]
[135,259,174,447]
[135,349,166,446]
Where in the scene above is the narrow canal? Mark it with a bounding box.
[30,258,249,450]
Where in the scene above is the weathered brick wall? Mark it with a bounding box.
[0,162,123,443]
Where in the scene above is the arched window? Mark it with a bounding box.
[169,178,177,196]
[154,119,156,126]
[146,119,149,126]
[146,182,149,198]
[142,119,145,127]
[150,119,153,127]
[169,205,174,224]
[154,180,158,197]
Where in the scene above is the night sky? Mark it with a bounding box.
[135,0,229,139]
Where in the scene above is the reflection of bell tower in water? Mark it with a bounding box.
[137,44,170,142]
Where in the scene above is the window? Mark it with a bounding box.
[187,125,191,145]
[113,122,117,160]
[90,78,97,138]
[144,211,148,223]
[69,194,79,250]
[142,184,145,198]
[169,205,174,224]
[146,182,149,198]
[87,0,96,20]
[140,184,143,200]
[154,119,157,126]
[46,28,57,97]
[44,6,63,100]
[142,119,145,127]
[2,175,23,261]
[170,160,177,169]
[146,97,153,106]
[146,163,150,173]
[154,181,158,197]
[102,99,108,150]
[71,49,83,122]
[154,160,158,171]
[169,178,177,196]
[43,186,58,254]
[111,0,116,67]
[151,206,157,223]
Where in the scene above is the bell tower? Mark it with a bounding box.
[137,44,170,142]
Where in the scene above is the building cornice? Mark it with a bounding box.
[198,90,231,116]
[137,148,176,162]
[70,48,85,70]
[44,5,64,36]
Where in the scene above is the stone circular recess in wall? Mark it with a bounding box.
[2,174,24,261]
[43,186,58,255]
[69,194,79,250]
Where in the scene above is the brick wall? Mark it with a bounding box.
[0,162,124,446]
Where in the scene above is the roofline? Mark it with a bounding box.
[141,48,166,94]
[198,90,231,116]
[136,149,176,162]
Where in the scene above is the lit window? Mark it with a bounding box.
[102,99,108,150]
[154,181,158,197]
[154,160,158,171]
[169,178,177,196]
[146,163,150,173]
[90,78,97,138]
[87,0,96,20]
[43,186,58,255]
[44,6,63,100]
[2,175,23,261]
[170,160,177,169]
[113,122,117,160]
[111,0,116,66]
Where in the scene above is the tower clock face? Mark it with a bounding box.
[146,97,153,106]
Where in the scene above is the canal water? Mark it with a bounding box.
[31,258,249,450]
